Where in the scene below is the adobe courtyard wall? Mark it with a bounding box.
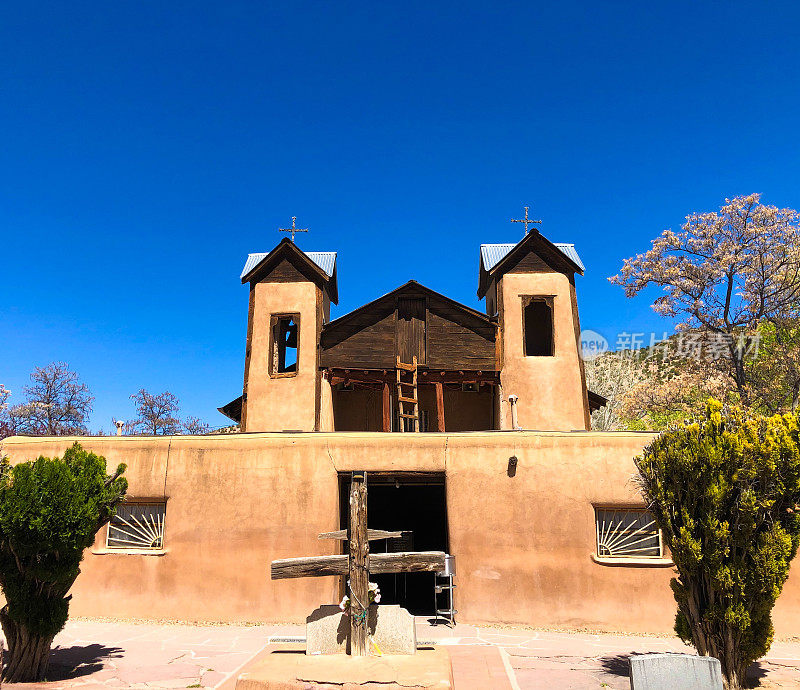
[3,431,800,637]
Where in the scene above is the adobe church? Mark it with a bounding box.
[4,221,800,636]
[218,228,606,434]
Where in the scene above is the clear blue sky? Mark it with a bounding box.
[3,2,799,431]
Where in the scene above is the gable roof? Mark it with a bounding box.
[480,242,584,273]
[478,231,584,298]
[324,280,496,333]
[241,250,337,280]
[240,238,338,303]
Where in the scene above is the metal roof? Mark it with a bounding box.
[240,251,337,280]
[480,242,585,273]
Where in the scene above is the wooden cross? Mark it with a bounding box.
[278,216,308,242]
[270,471,446,656]
[510,205,542,235]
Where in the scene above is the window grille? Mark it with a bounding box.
[595,508,661,559]
[107,502,166,550]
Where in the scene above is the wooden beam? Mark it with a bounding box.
[369,551,447,574]
[328,368,500,386]
[434,381,445,432]
[349,472,368,656]
[270,550,447,579]
[318,529,402,541]
[382,382,391,432]
[270,554,348,579]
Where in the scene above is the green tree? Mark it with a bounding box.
[635,401,800,689]
[0,443,127,682]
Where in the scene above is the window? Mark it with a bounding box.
[522,297,554,356]
[270,314,300,376]
[107,502,166,551]
[395,409,429,432]
[595,507,662,559]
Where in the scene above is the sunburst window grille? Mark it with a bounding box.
[107,502,166,550]
[595,508,662,559]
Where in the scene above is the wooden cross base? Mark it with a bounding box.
[270,472,446,656]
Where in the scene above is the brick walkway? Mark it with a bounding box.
[4,618,800,688]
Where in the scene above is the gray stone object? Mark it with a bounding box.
[305,604,417,655]
[629,653,723,690]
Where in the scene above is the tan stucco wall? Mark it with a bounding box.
[498,273,588,431]
[3,432,800,637]
[244,281,319,432]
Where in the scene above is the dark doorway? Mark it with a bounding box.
[339,473,448,616]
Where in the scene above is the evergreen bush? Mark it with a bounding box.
[0,443,127,681]
[636,400,800,689]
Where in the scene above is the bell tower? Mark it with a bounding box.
[479,231,590,431]
[239,238,338,432]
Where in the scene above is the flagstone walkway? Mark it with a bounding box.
[4,618,800,688]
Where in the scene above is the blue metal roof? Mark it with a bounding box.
[480,242,585,273]
[240,251,337,280]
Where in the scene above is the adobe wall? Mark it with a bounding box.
[243,281,319,432]
[498,273,589,431]
[3,431,800,637]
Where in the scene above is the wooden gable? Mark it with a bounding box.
[320,282,498,371]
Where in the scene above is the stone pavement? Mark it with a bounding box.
[423,621,800,689]
[3,618,800,688]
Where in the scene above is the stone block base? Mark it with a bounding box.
[235,645,452,690]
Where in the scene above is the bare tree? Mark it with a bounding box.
[611,194,800,402]
[584,352,648,430]
[8,363,93,436]
[126,390,211,436]
[0,385,11,439]
[128,389,181,435]
[182,416,210,435]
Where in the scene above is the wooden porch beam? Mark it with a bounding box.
[327,368,499,386]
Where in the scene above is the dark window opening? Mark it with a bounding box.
[338,474,448,616]
[270,314,299,375]
[523,297,554,356]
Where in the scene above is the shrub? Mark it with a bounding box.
[636,400,800,690]
[0,443,127,681]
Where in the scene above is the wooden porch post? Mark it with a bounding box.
[382,382,391,432]
[435,381,445,432]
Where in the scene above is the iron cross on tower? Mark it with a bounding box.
[511,206,542,235]
[270,472,446,656]
[278,216,308,242]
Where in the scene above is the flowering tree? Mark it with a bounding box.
[611,194,800,403]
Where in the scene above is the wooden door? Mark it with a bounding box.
[397,297,426,364]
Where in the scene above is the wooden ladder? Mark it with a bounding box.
[396,355,419,432]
